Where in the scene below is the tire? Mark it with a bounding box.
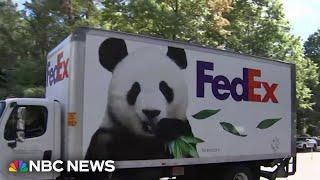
[220,165,258,180]
[116,168,163,180]
[303,145,307,152]
[313,145,317,152]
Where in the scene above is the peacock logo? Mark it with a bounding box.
[8,160,28,173]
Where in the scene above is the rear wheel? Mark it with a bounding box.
[233,172,249,180]
[220,165,259,180]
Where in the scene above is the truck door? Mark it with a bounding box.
[0,100,59,180]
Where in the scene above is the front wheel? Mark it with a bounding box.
[303,144,307,152]
[313,145,317,152]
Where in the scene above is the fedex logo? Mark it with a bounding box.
[197,61,278,103]
[47,52,69,86]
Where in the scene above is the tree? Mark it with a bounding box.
[304,29,320,136]
[304,29,320,65]
[224,0,319,110]
[0,0,100,98]
[100,0,233,46]
[0,70,7,88]
[224,0,290,58]
[0,0,30,97]
[22,0,100,59]
[223,0,319,135]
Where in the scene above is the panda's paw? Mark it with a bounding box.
[156,118,192,142]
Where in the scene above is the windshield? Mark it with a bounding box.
[0,101,5,118]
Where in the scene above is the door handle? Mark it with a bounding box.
[8,141,17,148]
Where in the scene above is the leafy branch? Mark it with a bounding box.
[167,136,204,159]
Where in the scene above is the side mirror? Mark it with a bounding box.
[16,107,26,142]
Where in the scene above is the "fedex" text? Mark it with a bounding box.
[197,61,278,103]
[47,52,69,86]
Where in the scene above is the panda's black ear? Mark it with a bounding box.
[167,46,187,69]
[99,38,128,72]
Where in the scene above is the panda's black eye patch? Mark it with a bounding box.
[159,81,174,103]
[127,82,141,105]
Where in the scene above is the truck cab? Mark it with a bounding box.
[0,98,60,179]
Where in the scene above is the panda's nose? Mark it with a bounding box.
[142,109,161,119]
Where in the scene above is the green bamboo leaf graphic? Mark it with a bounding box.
[188,145,199,158]
[181,141,198,158]
[168,136,203,158]
[192,109,221,119]
[168,141,174,154]
[257,118,282,129]
[178,139,200,158]
[220,122,247,137]
[180,136,204,144]
[178,139,190,154]
[173,140,183,159]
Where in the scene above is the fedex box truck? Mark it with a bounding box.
[0,27,296,180]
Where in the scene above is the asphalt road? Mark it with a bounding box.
[261,152,320,180]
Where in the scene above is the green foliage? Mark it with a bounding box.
[223,0,319,135]
[303,29,320,136]
[284,37,319,110]
[0,0,100,99]
[224,0,319,111]
[23,87,45,98]
[0,70,7,87]
[224,0,289,57]
[100,0,232,46]
[22,0,100,57]
[304,29,320,65]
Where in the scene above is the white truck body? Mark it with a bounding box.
[0,27,296,179]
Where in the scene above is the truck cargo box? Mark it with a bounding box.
[46,27,296,169]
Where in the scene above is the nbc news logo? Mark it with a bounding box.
[8,160,28,173]
[8,160,115,173]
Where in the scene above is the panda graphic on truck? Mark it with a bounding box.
[85,38,194,160]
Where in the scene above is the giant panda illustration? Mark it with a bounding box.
[85,38,193,161]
